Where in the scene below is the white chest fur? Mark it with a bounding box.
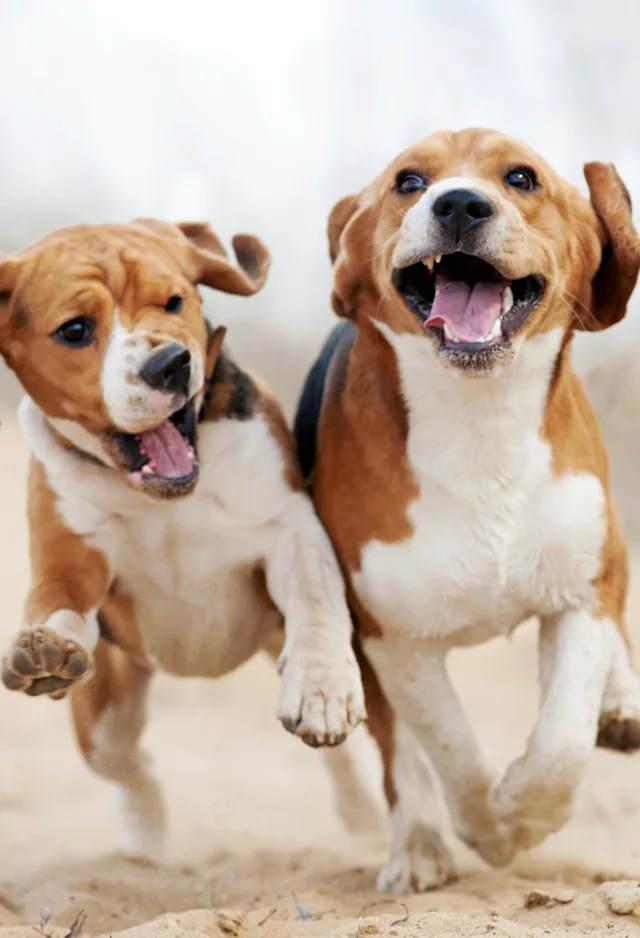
[353,327,606,648]
[19,400,288,677]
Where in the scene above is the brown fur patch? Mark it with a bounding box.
[257,386,305,492]
[25,458,111,624]
[99,585,148,665]
[200,349,257,422]
[12,302,29,328]
[543,348,629,637]
[71,639,150,760]
[355,637,397,807]
[313,319,418,595]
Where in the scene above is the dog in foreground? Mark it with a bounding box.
[295,128,640,891]
[0,218,365,856]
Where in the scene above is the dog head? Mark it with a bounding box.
[0,219,270,497]
[329,128,640,377]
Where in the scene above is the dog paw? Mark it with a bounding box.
[1,622,91,699]
[597,712,640,753]
[489,755,579,852]
[277,643,366,747]
[377,826,457,893]
[598,652,640,753]
[459,824,516,867]
[449,786,516,867]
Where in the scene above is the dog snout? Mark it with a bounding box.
[140,343,191,396]
[432,188,496,241]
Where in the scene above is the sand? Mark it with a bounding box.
[2,417,640,938]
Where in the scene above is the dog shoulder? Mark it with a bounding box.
[544,358,627,621]
[544,355,609,482]
[199,350,304,511]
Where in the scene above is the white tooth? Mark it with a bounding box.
[434,282,441,297]
[501,285,514,315]
[490,318,502,339]
[435,255,442,265]
[422,257,434,272]
[141,464,153,475]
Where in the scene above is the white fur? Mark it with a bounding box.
[393,175,523,271]
[377,721,456,893]
[90,669,165,857]
[357,324,605,643]
[353,323,634,870]
[602,626,640,724]
[33,607,100,653]
[490,610,615,850]
[18,394,365,850]
[48,418,117,468]
[100,312,205,434]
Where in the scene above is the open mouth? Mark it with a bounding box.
[108,399,199,497]
[393,253,545,356]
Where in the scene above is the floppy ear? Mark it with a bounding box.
[0,255,24,356]
[0,255,23,299]
[328,193,375,320]
[177,222,271,296]
[579,162,640,331]
[328,194,359,264]
[204,324,227,378]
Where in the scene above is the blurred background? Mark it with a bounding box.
[3,7,640,931]
[1,0,640,529]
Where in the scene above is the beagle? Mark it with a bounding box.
[294,129,640,893]
[0,218,365,856]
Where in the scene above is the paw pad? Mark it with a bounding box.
[2,627,90,699]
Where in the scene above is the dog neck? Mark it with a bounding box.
[356,318,568,494]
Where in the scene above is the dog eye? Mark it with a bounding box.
[395,172,428,195]
[52,316,96,348]
[164,295,184,314]
[504,167,538,191]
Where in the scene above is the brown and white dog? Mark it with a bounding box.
[0,218,365,856]
[294,129,640,892]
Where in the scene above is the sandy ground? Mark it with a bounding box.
[3,417,640,938]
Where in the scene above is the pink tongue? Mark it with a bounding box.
[139,421,194,479]
[426,279,503,342]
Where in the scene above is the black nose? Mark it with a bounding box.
[432,188,496,241]
[140,343,191,396]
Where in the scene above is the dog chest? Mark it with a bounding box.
[351,329,607,646]
[353,455,606,646]
[94,493,280,676]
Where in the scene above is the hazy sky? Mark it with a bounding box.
[1,0,639,396]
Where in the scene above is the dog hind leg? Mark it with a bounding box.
[71,639,164,858]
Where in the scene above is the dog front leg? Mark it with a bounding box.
[364,636,514,867]
[1,459,110,699]
[491,609,614,849]
[265,493,366,747]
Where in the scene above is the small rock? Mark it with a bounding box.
[553,888,577,904]
[354,925,381,936]
[216,910,245,935]
[598,880,640,916]
[524,888,576,909]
